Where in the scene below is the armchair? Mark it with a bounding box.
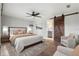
[61,34,77,48]
[53,46,74,56]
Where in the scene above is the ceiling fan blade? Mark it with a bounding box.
[36,16,41,18]
[26,16,32,17]
[26,10,41,18]
[35,13,40,15]
[26,13,32,15]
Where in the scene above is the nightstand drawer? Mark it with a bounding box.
[1,35,10,43]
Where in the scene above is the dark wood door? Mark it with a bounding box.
[54,15,64,42]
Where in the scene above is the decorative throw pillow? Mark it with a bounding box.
[61,33,75,40]
[76,39,79,46]
[13,29,26,35]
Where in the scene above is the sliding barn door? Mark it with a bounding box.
[54,15,64,42]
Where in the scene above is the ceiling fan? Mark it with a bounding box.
[26,11,41,18]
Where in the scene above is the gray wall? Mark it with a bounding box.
[2,14,79,39]
[1,15,34,37]
[0,3,1,46]
[1,15,48,38]
[0,4,1,35]
[65,14,79,36]
[31,19,48,38]
[2,15,33,27]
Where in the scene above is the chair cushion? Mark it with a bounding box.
[53,51,66,56]
[71,45,79,56]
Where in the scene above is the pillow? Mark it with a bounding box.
[13,29,26,35]
[65,33,76,40]
[75,34,79,41]
[62,34,75,40]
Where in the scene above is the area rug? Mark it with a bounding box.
[1,42,47,56]
[1,39,57,56]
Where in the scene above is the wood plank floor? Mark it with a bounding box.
[39,39,60,56]
[0,39,60,56]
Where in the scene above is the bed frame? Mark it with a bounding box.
[8,27,43,52]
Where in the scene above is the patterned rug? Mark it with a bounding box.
[19,42,47,56]
[1,41,47,56]
[1,39,58,56]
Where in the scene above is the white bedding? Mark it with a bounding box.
[14,35,43,53]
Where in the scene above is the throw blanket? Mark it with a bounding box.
[9,34,35,46]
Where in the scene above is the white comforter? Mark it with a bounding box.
[14,35,43,53]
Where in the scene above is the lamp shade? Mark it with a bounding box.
[2,26,8,36]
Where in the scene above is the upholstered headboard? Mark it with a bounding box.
[8,27,27,36]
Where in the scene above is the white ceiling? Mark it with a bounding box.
[2,3,79,21]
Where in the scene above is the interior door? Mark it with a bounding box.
[54,15,64,42]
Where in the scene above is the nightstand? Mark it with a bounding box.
[1,35,10,43]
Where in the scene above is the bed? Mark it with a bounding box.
[9,27,43,53]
